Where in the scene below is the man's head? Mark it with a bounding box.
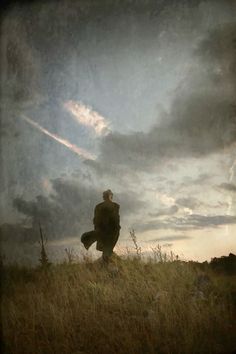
[103,189,113,201]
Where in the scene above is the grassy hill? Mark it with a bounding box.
[1,253,236,354]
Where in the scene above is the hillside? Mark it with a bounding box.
[1,255,236,354]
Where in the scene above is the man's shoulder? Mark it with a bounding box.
[95,201,120,209]
[112,202,120,209]
[95,202,104,209]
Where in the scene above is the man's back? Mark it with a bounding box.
[93,200,120,233]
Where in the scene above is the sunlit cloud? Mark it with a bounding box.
[183,207,193,215]
[225,158,236,236]
[156,192,175,207]
[41,177,53,194]
[21,115,96,160]
[64,100,110,136]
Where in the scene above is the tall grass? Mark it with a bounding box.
[1,252,236,354]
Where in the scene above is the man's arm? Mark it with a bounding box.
[114,204,121,230]
[93,205,100,230]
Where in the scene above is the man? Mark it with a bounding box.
[81,189,121,262]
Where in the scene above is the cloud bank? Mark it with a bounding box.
[134,214,236,233]
[87,23,236,174]
[6,177,145,241]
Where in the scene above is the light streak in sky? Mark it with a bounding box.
[21,115,96,160]
[227,158,236,215]
[64,100,110,136]
[225,157,236,237]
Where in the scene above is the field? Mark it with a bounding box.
[1,251,236,354]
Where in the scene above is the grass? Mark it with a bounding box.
[1,252,236,354]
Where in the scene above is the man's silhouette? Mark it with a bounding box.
[81,190,120,261]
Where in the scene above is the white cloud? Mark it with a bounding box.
[156,192,175,206]
[64,100,110,136]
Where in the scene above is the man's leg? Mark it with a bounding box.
[102,231,120,262]
[102,250,112,263]
[102,245,113,263]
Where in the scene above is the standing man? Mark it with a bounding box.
[81,189,121,262]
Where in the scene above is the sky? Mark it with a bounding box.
[1,0,236,263]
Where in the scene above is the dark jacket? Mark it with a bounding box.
[93,201,120,233]
[81,200,120,252]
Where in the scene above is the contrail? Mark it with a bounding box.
[64,100,110,136]
[21,115,96,160]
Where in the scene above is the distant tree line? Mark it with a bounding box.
[209,253,236,275]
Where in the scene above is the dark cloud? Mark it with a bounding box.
[89,23,236,172]
[84,159,141,186]
[185,173,212,185]
[195,173,211,182]
[12,179,98,239]
[146,235,191,242]
[177,174,213,189]
[149,205,178,217]
[175,197,200,209]
[0,223,36,243]
[219,183,236,192]
[10,177,144,240]
[1,0,196,106]
[182,214,236,228]
[1,9,43,109]
[134,214,236,232]
[195,22,236,92]
[96,94,236,171]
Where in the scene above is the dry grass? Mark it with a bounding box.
[1,255,236,354]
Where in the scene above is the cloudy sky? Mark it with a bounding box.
[1,0,236,262]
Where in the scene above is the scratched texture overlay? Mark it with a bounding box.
[1,0,236,263]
